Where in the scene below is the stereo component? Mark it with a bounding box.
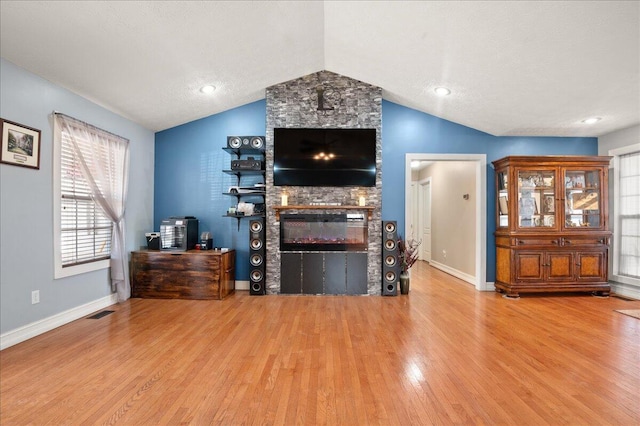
[382,220,400,296]
[249,218,266,295]
[231,157,264,171]
[227,136,265,150]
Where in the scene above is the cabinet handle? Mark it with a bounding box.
[565,240,571,245]
[576,263,581,266]
[517,240,525,245]
[551,240,559,245]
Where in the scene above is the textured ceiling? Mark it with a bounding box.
[1,1,638,136]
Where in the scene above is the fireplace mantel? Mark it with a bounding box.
[273,205,374,221]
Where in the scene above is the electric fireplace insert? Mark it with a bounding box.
[280,213,368,252]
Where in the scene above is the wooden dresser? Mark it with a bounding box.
[131,249,235,300]
[493,156,612,298]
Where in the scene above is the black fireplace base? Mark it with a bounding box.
[280,252,367,295]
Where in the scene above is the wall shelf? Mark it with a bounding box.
[273,205,374,221]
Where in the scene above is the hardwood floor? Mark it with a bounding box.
[1,261,639,425]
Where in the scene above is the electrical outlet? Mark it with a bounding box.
[31,290,40,304]
[442,250,447,258]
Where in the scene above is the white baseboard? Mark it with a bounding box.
[428,261,476,286]
[611,281,640,300]
[485,281,496,292]
[235,280,249,291]
[0,293,118,350]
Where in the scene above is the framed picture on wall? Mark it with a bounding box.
[0,118,41,170]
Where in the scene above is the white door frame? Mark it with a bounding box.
[417,177,432,262]
[405,153,488,291]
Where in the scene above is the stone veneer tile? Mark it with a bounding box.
[265,71,383,295]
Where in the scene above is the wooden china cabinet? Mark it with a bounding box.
[493,156,612,297]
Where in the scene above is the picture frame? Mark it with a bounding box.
[499,196,509,215]
[1,118,41,169]
[543,195,555,213]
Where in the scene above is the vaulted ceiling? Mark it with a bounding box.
[1,1,638,136]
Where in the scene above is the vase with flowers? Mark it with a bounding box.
[397,236,422,294]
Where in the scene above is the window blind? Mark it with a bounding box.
[618,150,640,279]
[60,130,112,267]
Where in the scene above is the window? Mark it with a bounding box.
[611,146,640,285]
[54,118,112,278]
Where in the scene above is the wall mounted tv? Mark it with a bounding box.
[273,128,377,187]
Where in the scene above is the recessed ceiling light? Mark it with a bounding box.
[581,117,601,124]
[200,85,216,94]
[434,87,451,96]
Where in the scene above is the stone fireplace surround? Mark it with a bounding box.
[264,71,383,295]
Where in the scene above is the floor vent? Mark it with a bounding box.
[87,310,115,319]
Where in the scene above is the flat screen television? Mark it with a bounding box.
[273,128,376,187]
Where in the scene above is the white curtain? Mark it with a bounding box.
[55,114,131,301]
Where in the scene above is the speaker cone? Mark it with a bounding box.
[384,239,396,250]
[250,254,263,266]
[251,282,263,292]
[384,255,397,267]
[385,271,397,282]
[228,136,242,148]
[250,220,263,233]
[250,270,263,282]
[250,136,264,149]
[384,222,396,233]
[250,238,263,250]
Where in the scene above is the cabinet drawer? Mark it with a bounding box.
[134,252,219,272]
[513,237,561,247]
[562,237,609,247]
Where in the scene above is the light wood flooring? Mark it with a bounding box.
[1,261,639,425]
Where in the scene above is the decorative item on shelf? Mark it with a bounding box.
[237,202,254,216]
[281,190,288,206]
[358,193,366,206]
[397,236,422,294]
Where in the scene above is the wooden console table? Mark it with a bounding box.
[131,249,235,300]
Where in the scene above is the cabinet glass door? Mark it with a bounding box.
[563,169,603,230]
[517,169,556,229]
[497,171,509,228]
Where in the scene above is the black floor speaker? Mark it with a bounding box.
[249,218,266,295]
[382,220,400,296]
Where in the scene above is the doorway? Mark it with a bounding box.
[405,154,487,291]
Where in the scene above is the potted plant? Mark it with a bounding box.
[397,236,421,294]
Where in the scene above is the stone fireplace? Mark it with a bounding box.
[264,71,382,294]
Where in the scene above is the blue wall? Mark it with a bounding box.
[155,98,597,282]
[155,100,266,279]
[382,100,598,282]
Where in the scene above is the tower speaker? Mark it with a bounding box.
[382,220,400,296]
[227,136,265,150]
[249,218,266,295]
